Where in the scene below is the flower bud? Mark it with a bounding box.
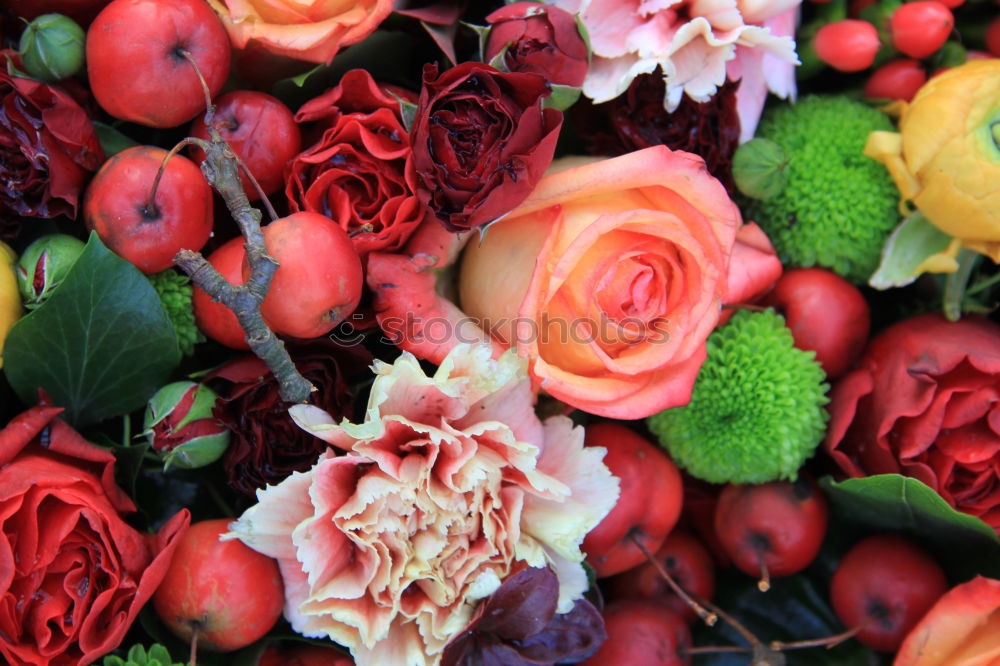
[16,234,86,308]
[18,13,86,83]
[143,381,230,470]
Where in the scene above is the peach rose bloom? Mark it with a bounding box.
[458,146,778,419]
[895,576,1000,666]
[206,0,393,65]
[225,344,618,666]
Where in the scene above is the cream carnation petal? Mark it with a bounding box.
[583,0,650,58]
[225,464,319,560]
[353,617,434,666]
[546,548,591,613]
[521,417,619,562]
[583,54,658,103]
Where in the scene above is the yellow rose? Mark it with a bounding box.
[0,240,23,369]
[865,59,1000,262]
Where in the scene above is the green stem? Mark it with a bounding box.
[943,248,979,322]
[964,269,1000,297]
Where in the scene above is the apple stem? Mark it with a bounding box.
[626,531,717,626]
[188,626,199,666]
[756,546,771,592]
[769,624,863,651]
[146,138,197,218]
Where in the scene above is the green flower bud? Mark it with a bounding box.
[147,268,203,356]
[15,234,86,308]
[18,14,85,83]
[732,138,788,200]
[143,381,229,471]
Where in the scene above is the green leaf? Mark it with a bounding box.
[869,211,956,290]
[3,232,181,427]
[387,91,418,134]
[93,121,139,157]
[820,474,1000,579]
[543,84,582,111]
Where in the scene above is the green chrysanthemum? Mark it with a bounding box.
[147,268,203,356]
[738,95,901,284]
[647,309,829,484]
[103,644,183,666]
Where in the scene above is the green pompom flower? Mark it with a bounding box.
[103,644,183,666]
[737,95,901,284]
[147,268,203,356]
[647,309,829,484]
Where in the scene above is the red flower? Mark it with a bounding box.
[826,313,1000,530]
[286,70,425,256]
[0,405,189,666]
[0,71,104,235]
[209,336,372,497]
[410,62,562,233]
[485,2,589,88]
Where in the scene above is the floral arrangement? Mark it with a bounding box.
[1,0,1000,665]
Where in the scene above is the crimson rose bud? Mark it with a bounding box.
[410,62,563,233]
[143,381,230,470]
[485,2,589,89]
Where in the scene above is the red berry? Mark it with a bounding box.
[830,534,947,652]
[582,423,684,578]
[153,519,285,652]
[579,600,691,666]
[863,59,928,101]
[889,1,954,59]
[986,16,1000,57]
[814,20,881,72]
[607,531,715,622]
[714,478,828,590]
[761,267,871,379]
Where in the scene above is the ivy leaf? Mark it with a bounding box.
[820,474,1000,579]
[3,232,180,427]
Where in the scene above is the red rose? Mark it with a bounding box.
[485,2,589,88]
[0,72,104,233]
[209,336,372,496]
[410,62,562,232]
[286,70,425,256]
[0,405,190,665]
[825,313,1000,530]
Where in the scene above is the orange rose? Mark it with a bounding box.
[895,576,1000,666]
[206,0,392,65]
[458,147,780,419]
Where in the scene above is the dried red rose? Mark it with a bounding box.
[0,71,104,237]
[826,313,1000,531]
[0,404,189,666]
[410,61,562,233]
[209,336,372,497]
[485,2,589,88]
[570,71,741,192]
[287,69,425,256]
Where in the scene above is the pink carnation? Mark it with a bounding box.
[225,344,619,666]
[548,0,800,141]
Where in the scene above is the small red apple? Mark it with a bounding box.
[582,423,683,578]
[579,600,691,666]
[256,212,363,339]
[83,145,213,274]
[153,519,284,652]
[761,267,870,379]
[607,531,715,622]
[714,478,828,590]
[830,534,947,652]
[189,90,302,201]
[86,0,230,128]
[192,236,250,350]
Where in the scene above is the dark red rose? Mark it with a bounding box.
[826,313,1000,531]
[287,69,425,256]
[209,336,373,497]
[0,71,104,236]
[0,404,190,666]
[485,2,589,88]
[570,70,741,192]
[410,61,562,233]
